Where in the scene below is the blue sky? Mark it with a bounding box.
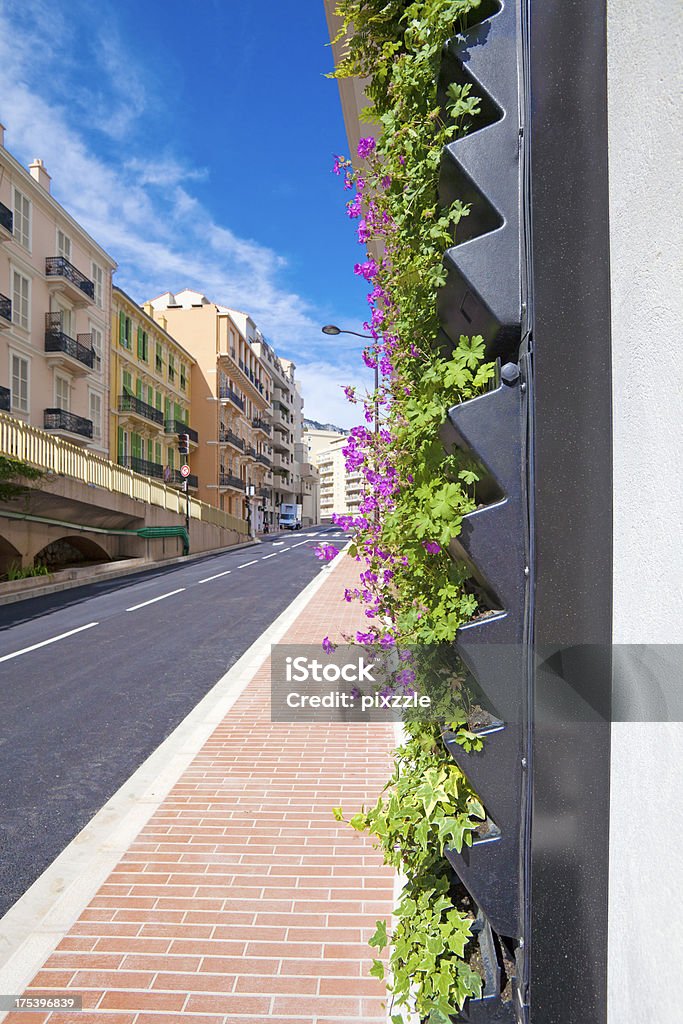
[0,0,372,427]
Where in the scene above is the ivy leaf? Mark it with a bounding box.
[369,919,389,951]
[369,958,385,980]
[332,806,344,821]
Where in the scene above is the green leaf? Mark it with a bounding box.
[369,919,389,951]
[369,958,385,980]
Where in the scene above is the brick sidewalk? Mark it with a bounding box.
[3,554,397,1023]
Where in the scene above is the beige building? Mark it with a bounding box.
[110,287,198,492]
[0,125,115,454]
[146,291,273,527]
[305,428,356,522]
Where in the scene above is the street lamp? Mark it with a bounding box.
[321,325,379,436]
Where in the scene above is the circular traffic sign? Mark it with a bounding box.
[180,464,191,478]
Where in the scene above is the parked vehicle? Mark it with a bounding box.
[278,503,302,530]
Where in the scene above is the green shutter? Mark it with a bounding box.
[155,441,162,464]
[136,378,143,400]
[155,390,162,410]
[174,401,183,422]
[119,311,125,345]
[137,326,143,359]
[164,397,171,419]
[147,385,153,406]
[168,448,175,470]
[122,370,132,394]
[147,439,153,461]
[117,427,124,459]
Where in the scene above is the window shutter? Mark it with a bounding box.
[119,311,125,345]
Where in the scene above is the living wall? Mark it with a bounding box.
[326,2,496,1020]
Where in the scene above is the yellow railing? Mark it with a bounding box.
[0,412,248,536]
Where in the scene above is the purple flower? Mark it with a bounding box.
[422,540,441,555]
[355,630,375,645]
[315,544,339,562]
[395,668,416,686]
[346,195,362,218]
[322,636,336,654]
[357,136,376,159]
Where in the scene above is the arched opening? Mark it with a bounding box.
[34,535,112,571]
[0,535,23,580]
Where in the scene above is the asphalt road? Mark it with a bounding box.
[0,525,345,918]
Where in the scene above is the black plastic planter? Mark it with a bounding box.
[454,915,516,1022]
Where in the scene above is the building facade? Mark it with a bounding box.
[0,126,115,455]
[110,287,198,491]
[305,428,355,522]
[146,291,273,527]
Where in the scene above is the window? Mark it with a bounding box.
[122,369,132,395]
[91,263,104,308]
[89,391,102,441]
[13,188,30,249]
[56,229,71,261]
[168,353,175,382]
[155,342,163,374]
[118,311,132,349]
[12,270,30,330]
[90,325,103,369]
[56,301,72,337]
[11,353,29,413]
[137,327,148,362]
[55,375,70,411]
[180,363,187,391]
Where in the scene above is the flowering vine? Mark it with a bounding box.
[327,1,500,1020]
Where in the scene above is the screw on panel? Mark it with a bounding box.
[501,362,521,386]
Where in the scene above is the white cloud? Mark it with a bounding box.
[0,0,369,420]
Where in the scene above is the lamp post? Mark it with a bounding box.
[321,325,381,529]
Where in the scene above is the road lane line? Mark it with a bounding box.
[0,622,99,664]
[290,540,311,548]
[261,553,277,560]
[198,570,232,584]
[238,560,258,568]
[272,541,285,546]
[126,588,185,612]
[279,547,290,552]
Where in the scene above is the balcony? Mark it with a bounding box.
[45,256,95,306]
[0,386,10,411]
[164,419,199,445]
[0,201,12,242]
[43,408,93,445]
[219,473,246,492]
[44,313,95,375]
[252,418,271,436]
[118,394,164,426]
[256,453,271,467]
[245,445,257,460]
[0,293,10,328]
[219,427,245,452]
[219,382,244,411]
[118,455,164,480]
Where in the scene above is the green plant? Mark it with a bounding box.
[0,455,44,503]
[4,561,50,581]
[328,0,497,1019]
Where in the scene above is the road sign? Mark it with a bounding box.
[180,464,191,478]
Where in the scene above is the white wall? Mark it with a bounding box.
[607,2,683,1021]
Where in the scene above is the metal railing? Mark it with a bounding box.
[118,394,164,425]
[45,313,94,369]
[0,201,12,234]
[0,386,10,412]
[168,469,199,489]
[245,445,257,458]
[219,383,244,410]
[45,256,95,299]
[219,473,246,491]
[219,427,245,451]
[164,419,198,444]
[0,410,247,534]
[256,453,271,467]
[118,455,164,479]
[0,293,10,322]
[252,418,271,435]
[44,408,93,439]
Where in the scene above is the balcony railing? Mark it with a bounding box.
[164,419,198,444]
[45,256,95,299]
[219,427,245,451]
[245,445,257,458]
[0,386,11,412]
[219,383,244,410]
[45,313,95,369]
[168,469,199,489]
[118,394,164,425]
[118,455,164,479]
[219,473,246,491]
[256,453,271,467]
[0,201,12,234]
[0,293,10,322]
[252,418,271,435]
[44,408,93,439]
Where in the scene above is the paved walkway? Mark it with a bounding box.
[1,553,397,1023]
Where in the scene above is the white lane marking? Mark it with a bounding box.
[279,547,290,553]
[238,560,258,568]
[290,540,310,548]
[126,588,185,612]
[272,541,285,546]
[0,622,99,664]
[198,570,232,584]
[261,553,278,560]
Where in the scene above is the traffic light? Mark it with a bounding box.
[177,433,190,455]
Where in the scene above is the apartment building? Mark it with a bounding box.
[305,428,356,522]
[110,287,198,491]
[0,125,115,454]
[146,291,273,526]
